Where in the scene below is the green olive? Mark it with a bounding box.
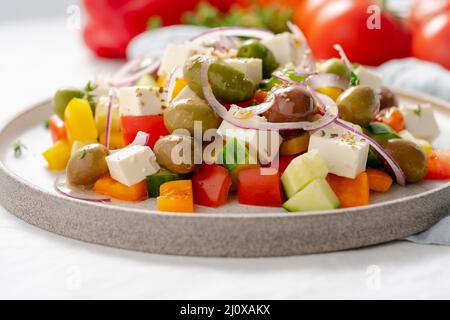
[337,85,380,127]
[318,58,352,80]
[237,39,279,78]
[54,88,85,119]
[154,135,197,174]
[164,98,220,135]
[66,144,109,186]
[184,55,255,104]
[379,86,398,110]
[384,139,428,183]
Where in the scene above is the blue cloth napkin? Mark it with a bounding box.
[376,58,450,245]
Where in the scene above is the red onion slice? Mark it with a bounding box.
[306,73,349,90]
[167,66,182,104]
[333,44,353,71]
[333,119,406,186]
[190,27,274,45]
[130,131,150,146]
[200,62,338,131]
[103,90,115,150]
[55,177,111,203]
[110,55,161,87]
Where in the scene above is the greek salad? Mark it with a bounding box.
[42,23,450,213]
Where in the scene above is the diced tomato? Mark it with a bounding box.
[121,115,169,149]
[426,150,450,180]
[49,115,67,142]
[192,164,231,208]
[237,168,284,207]
[264,155,296,174]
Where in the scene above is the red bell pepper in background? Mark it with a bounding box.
[237,168,284,207]
[49,115,67,143]
[264,155,296,174]
[121,115,169,148]
[83,0,233,58]
[192,164,232,208]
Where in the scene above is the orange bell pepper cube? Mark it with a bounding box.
[327,172,370,208]
[157,180,194,213]
[49,115,67,142]
[94,174,148,202]
[366,169,393,193]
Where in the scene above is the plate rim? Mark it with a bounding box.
[1,88,449,220]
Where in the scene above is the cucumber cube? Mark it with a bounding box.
[283,178,340,212]
[281,150,328,198]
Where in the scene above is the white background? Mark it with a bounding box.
[2,0,450,300]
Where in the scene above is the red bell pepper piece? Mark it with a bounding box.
[192,164,231,208]
[237,168,284,207]
[49,115,67,143]
[121,115,169,149]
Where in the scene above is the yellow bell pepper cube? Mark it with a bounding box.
[172,78,188,99]
[157,180,194,213]
[64,98,98,142]
[316,87,344,102]
[280,133,310,156]
[42,140,71,171]
[95,97,121,134]
[99,132,126,150]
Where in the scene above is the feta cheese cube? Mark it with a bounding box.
[308,124,369,179]
[216,106,281,164]
[262,33,297,66]
[400,104,440,141]
[224,58,263,85]
[354,66,383,91]
[118,86,163,116]
[172,85,201,103]
[106,145,160,186]
[157,43,196,76]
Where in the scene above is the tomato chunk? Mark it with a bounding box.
[237,168,284,207]
[426,150,450,180]
[264,155,296,174]
[121,115,169,149]
[192,164,231,208]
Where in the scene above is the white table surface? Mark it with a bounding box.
[2,18,450,300]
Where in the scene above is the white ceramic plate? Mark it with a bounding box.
[0,90,449,257]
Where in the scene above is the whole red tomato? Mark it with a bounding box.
[83,0,233,58]
[305,0,412,66]
[294,0,328,35]
[408,0,450,31]
[413,12,450,69]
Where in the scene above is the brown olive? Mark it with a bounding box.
[66,144,109,186]
[337,85,380,127]
[263,86,316,123]
[384,139,428,183]
[379,86,399,110]
[153,135,197,174]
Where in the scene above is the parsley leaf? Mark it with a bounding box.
[43,119,50,129]
[350,72,360,86]
[413,105,422,116]
[79,149,87,160]
[12,141,27,158]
